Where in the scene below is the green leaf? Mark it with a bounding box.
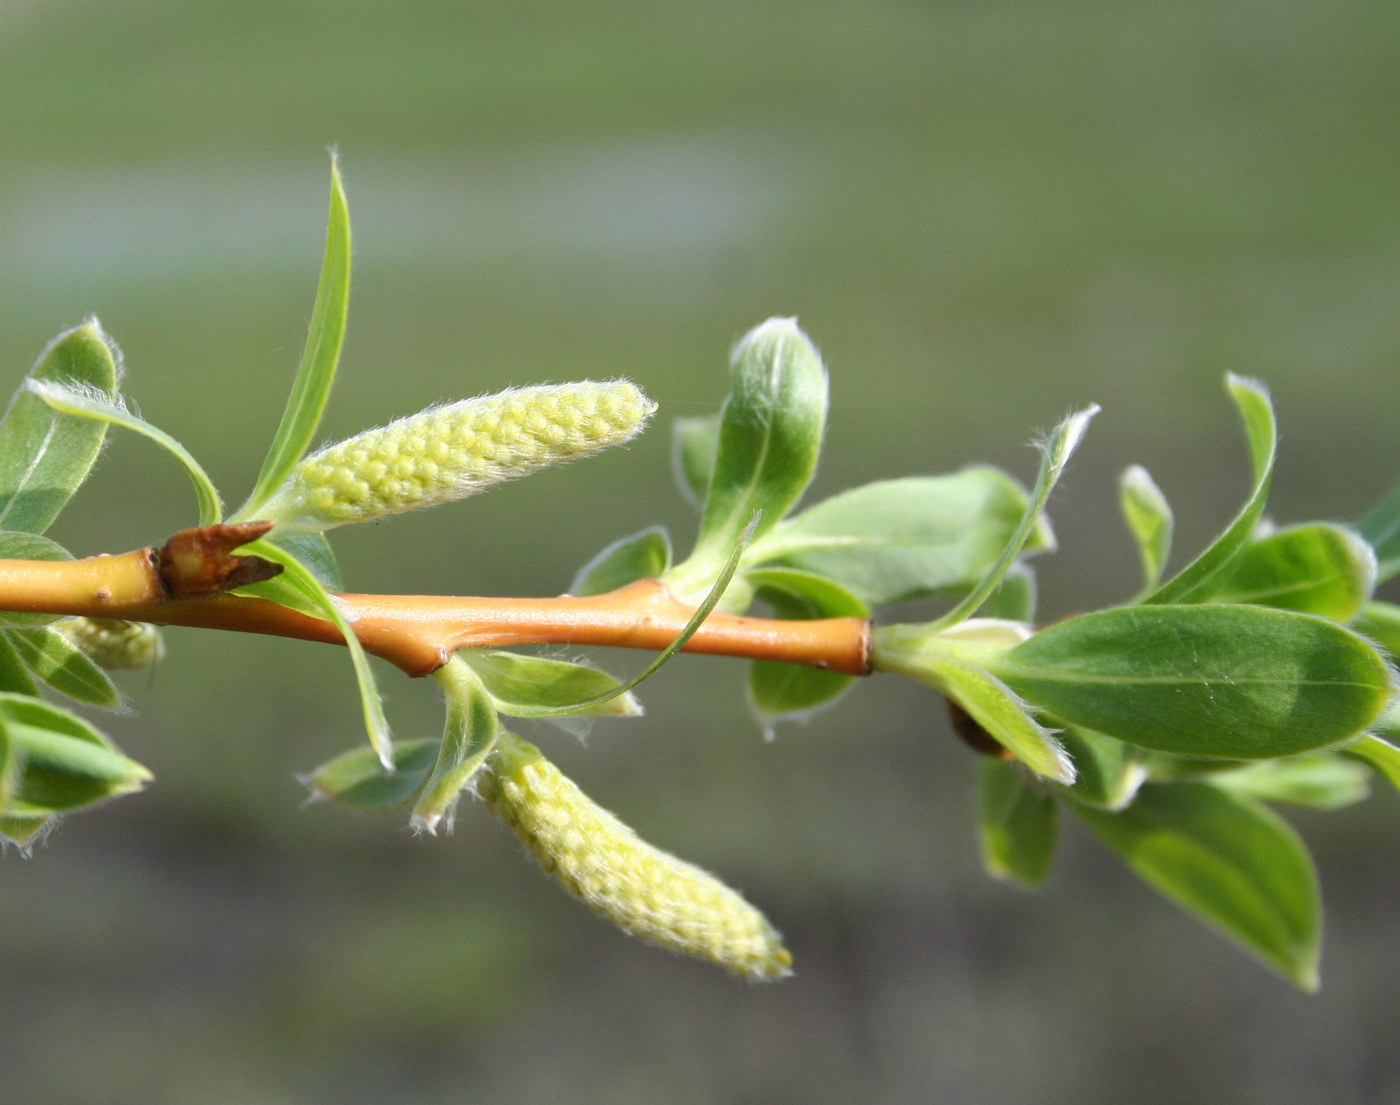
[8,627,120,709]
[1344,735,1400,795]
[1352,601,1400,660]
[976,563,1038,622]
[672,412,720,508]
[302,738,439,812]
[237,158,351,520]
[746,468,1052,608]
[745,567,868,726]
[688,318,827,561]
[460,650,641,718]
[1357,468,1400,582]
[0,531,72,628]
[1210,524,1376,622]
[238,539,391,769]
[979,758,1059,886]
[0,633,38,695]
[413,656,501,833]
[0,692,113,744]
[1210,753,1371,810]
[0,320,120,534]
[503,520,755,719]
[1059,727,1146,810]
[990,604,1393,759]
[27,379,222,526]
[1071,782,1322,989]
[1147,376,1276,604]
[1119,465,1173,593]
[0,695,150,815]
[267,530,343,590]
[571,526,672,597]
[928,406,1097,633]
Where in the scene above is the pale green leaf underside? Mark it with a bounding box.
[461,650,639,718]
[672,412,721,509]
[571,526,672,597]
[1210,753,1371,810]
[1345,734,1400,795]
[413,657,502,831]
[1211,524,1376,622]
[979,758,1058,886]
[1119,464,1173,593]
[303,738,439,812]
[8,627,120,709]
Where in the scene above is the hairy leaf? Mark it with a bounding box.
[9,627,120,709]
[1210,524,1375,622]
[1072,782,1321,990]
[989,604,1393,759]
[571,526,672,597]
[1210,754,1371,810]
[0,320,120,534]
[1119,465,1173,593]
[303,738,439,812]
[413,657,501,832]
[461,650,640,718]
[1344,734,1400,795]
[672,413,720,508]
[1059,727,1146,810]
[979,758,1058,886]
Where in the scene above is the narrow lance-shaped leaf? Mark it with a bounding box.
[412,657,502,833]
[1071,782,1322,990]
[1119,465,1173,593]
[979,758,1058,886]
[8,627,120,709]
[745,567,868,727]
[301,738,439,813]
[1147,375,1275,604]
[238,539,392,768]
[571,526,672,597]
[987,604,1394,759]
[0,319,120,535]
[746,468,1053,608]
[1209,524,1376,622]
[237,157,351,520]
[926,405,1098,633]
[672,412,720,508]
[670,318,827,596]
[27,380,222,526]
[1210,754,1371,810]
[0,531,72,628]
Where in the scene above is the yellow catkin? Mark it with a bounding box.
[262,381,655,529]
[55,618,164,670]
[477,733,792,981]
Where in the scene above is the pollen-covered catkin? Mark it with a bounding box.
[477,733,792,981]
[261,381,655,529]
[56,618,164,670]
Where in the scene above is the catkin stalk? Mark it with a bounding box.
[260,381,655,529]
[478,733,792,981]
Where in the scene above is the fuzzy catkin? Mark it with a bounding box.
[478,733,792,981]
[262,381,655,529]
[56,618,164,670]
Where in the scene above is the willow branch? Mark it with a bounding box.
[0,525,872,679]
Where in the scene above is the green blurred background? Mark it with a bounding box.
[3,1,1400,1101]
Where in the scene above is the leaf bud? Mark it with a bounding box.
[477,733,792,980]
[261,380,656,529]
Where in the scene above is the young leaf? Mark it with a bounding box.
[238,539,391,769]
[0,320,120,534]
[1344,735,1400,795]
[1352,601,1400,660]
[27,380,222,526]
[1209,524,1376,622]
[1071,782,1322,990]
[926,405,1098,633]
[672,412,720,508]
[0,531,72,628]
[976,563,1038,622]
[0,633,39,695]
[302,738,439,812]
[571,526,672,597]
[746,468,1052,607]
[8,627,121,709]
[267,530,343,590]
[0,692,114,744]
[460,650,641,718]
[1357,469,1400,582]
[687,318,827,562]
[1147,376,1276,604]
[988,604,1393,759]
[979,758,1059,886]
[1058,727,1146,811]
[3,722,152,812]
[1210,754,1371,810]
[412,657,501,833]
[1119,465,1173,593]
[745,567,868,726]
[238,158,351,520]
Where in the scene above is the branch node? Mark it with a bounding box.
[157,521,283,598]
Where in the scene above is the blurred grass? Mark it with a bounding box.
[3,1,1400,1102]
